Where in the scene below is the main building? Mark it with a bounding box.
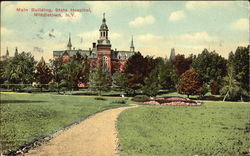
[53,13,136,73]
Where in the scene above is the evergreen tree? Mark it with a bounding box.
[229,46,249,93]
[112,71,126,91]
[88,67,110,96]
[192,49,227,84]
[142,68,161,97]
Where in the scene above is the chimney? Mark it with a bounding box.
[92,42,96,48]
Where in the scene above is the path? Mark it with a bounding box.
[26,105,137,156]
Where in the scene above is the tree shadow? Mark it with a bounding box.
[1,100,46,104]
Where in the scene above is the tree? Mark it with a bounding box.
[88,67,110,96]
[154,57,175,90]
[34,57,52,91]
[112,71,126,91]
[3,52,36,90]
[228,46,249,94]
[173,54,192,77]
[178,69,203,98]
[0,59,8,84]
[49,58,63,93]
[142,68,161,97]
[220,66,247,101]
[192,49,227,84]
[59,53,89,91]
[124,52,156,94]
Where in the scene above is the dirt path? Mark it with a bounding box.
[26,105,137,156]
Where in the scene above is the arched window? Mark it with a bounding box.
[102,56,108,72]
[124,54,127,60]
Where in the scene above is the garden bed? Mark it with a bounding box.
[144,96,202,106]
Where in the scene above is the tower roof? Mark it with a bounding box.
[100,13,108,30]
[67,33,72,47]
[130,35,134,48]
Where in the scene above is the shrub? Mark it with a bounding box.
[94,97,107,101]
[111,100,127,104]
[132,95,150,102]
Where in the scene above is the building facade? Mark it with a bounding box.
[53,13,136,73]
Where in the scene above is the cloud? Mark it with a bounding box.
[169,10,185,22]
[78,30,99,42]
[129,15,155,27]
[138,34,165,43]
[178,31,215,42]
[109,32,122,40]
[185,1,230,10]
[231,18,249,31]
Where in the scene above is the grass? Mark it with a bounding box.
[117,101,250,156]
[0,92,129,153]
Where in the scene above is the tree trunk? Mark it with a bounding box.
[223,91,229,102]
[240,95,243,102]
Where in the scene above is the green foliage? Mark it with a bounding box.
[88,67,110,96]
[117,102,250,156]
[154,57,175,90]
[112,71,126,90]
[178,69,203,97]
[228,46,249,92]
[192,49,227,84]
[3,52,36,87]
[220,66,247,101]
[1,93,129,153]
[142,68,161,97]
[60,56,88,91]
[48,80,58,92]
[0,59,9,84]
[124,52,156,93]
[132,95,149,102]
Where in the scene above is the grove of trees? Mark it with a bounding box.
[0,45,249,101]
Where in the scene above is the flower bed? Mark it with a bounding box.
[144,96,202,106]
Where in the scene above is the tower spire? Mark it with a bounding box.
[67,33,72,50]
[15,47,18,56]
[6,47,9,56]
[130,35,135,52]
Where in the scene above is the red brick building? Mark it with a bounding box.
[53,13,136,73]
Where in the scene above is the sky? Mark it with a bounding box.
[1,1,249,61]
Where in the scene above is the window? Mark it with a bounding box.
[102,56,108,72]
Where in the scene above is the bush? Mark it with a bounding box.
[132,95,149,102]
[210,81,220,95]
[111,100,127,104]
[94,97,107,101]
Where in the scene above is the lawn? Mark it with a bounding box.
[117,101,250,156]
[0,92,129,154]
